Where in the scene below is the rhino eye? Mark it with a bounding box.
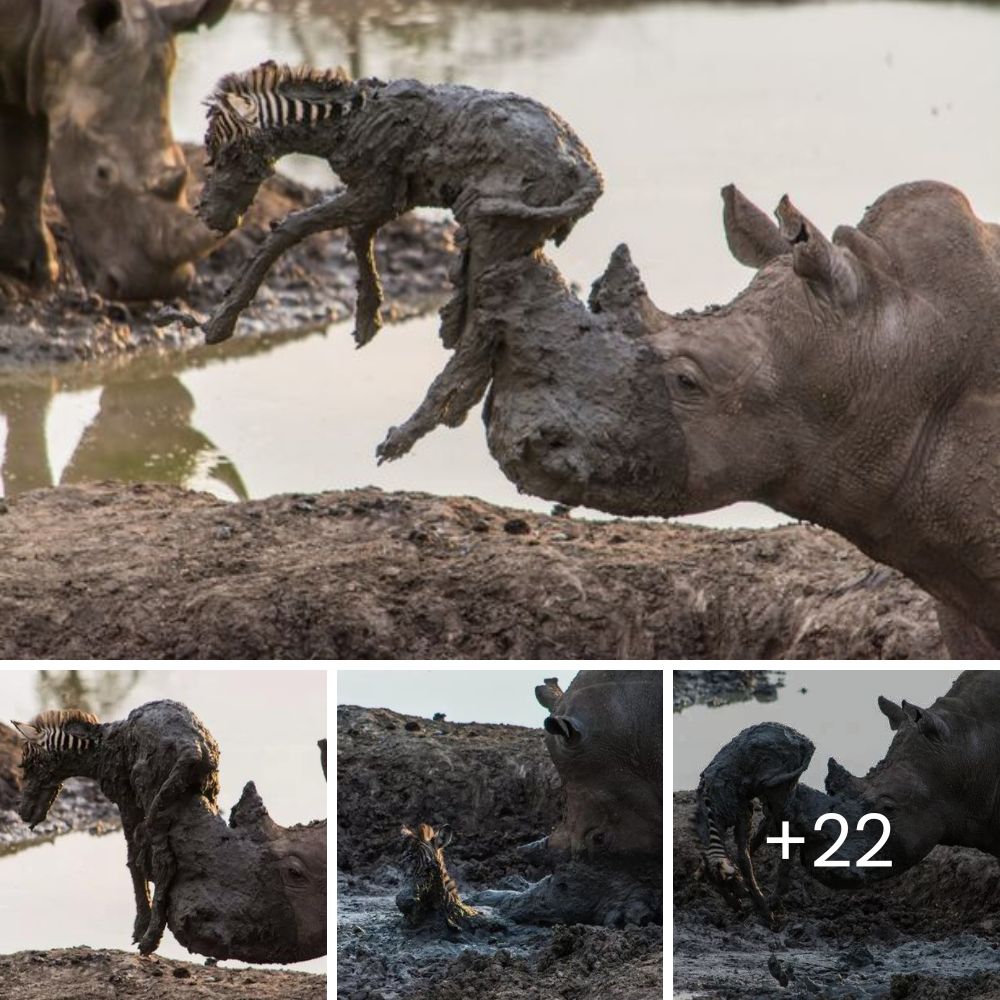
[675,372,700,393]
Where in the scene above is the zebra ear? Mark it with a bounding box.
[435,825,454,850]
[11,721,42,743]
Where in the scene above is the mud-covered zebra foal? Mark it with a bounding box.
[12,700,220,955]
[395,823,485,932]
[198,60,603,460]
[694,722,814,928]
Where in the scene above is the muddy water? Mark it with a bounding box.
[673,669,961,790]
[0,670,326,974]
[2,2,998,529]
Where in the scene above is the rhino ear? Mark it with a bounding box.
[721,184,790,268]
[775,195,861,306]
[535,678,563,711]
[877,696,907,731]
[902,701,950,741]
[544,715,581,744]
[158,0,232,33]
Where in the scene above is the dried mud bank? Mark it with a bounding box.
[0,721,118,855]
[337,706,663,1000]
[0,483,942,658]
[0,145,453,368]
[0,947,324,1000]
[673,791,1000,1000]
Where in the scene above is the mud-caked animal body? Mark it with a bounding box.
[13,699,220,955]
[695,722,814,924]
[396,823,480,931]
[0,0,226,297]
[198,61,602,457]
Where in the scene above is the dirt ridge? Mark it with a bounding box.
[0,483,940,659]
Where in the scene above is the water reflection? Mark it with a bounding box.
[35,670,141,719]
[235,0,595,79]
[0,327,316,499]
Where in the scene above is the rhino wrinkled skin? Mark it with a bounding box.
[0,0,227,298]
[482,181,1000,657]
[476,671,662,927]
[789,671,1000,888]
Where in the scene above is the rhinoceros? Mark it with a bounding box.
[0,0,229,298]
[787,670,1000,888]
[479,180,1000,657]
[475,670,662,926]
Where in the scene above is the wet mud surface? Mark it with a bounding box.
[0,483,941,658]
[0,721,119,855]
[672,671,782,712]
[674,790,1000,999]
[0,947,324,1000]
[0,145,453,368]
[337,705,663,1000]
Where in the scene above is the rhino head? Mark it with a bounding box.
[535,671,662,860]
[168,780,327,963]
[482,182,1000,638]
[30,0,230,298]
[791,672,1000,886]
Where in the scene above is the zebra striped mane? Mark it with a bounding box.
[204,60,355,158]
[29,708,100,729]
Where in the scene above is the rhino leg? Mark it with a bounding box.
[0,107,56,284]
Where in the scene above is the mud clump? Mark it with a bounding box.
[0,484,941,658]
[0,145,453,368]
[0,946,323,1000]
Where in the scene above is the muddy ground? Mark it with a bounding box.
[0,947,324,1000]
[337,704,663,1000]
[0,483,941,658]
[0,145,453,368]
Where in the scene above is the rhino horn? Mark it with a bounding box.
[825,757,863,796]
[721,184,790,268]
[775,195,861,306]
[587,244,651,322]
[901,700,951,741]
[229,781,281,840]
[877,695,908,730]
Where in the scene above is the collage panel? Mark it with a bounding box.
[673,668,1000,1000]
[336,667,664,999]
[0,668,327,998]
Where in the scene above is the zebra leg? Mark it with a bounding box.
[138,828,176,955]
[734,807,773,927]
[349,223,385,346]
[120,808,152,944]
[203,188,392,345]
